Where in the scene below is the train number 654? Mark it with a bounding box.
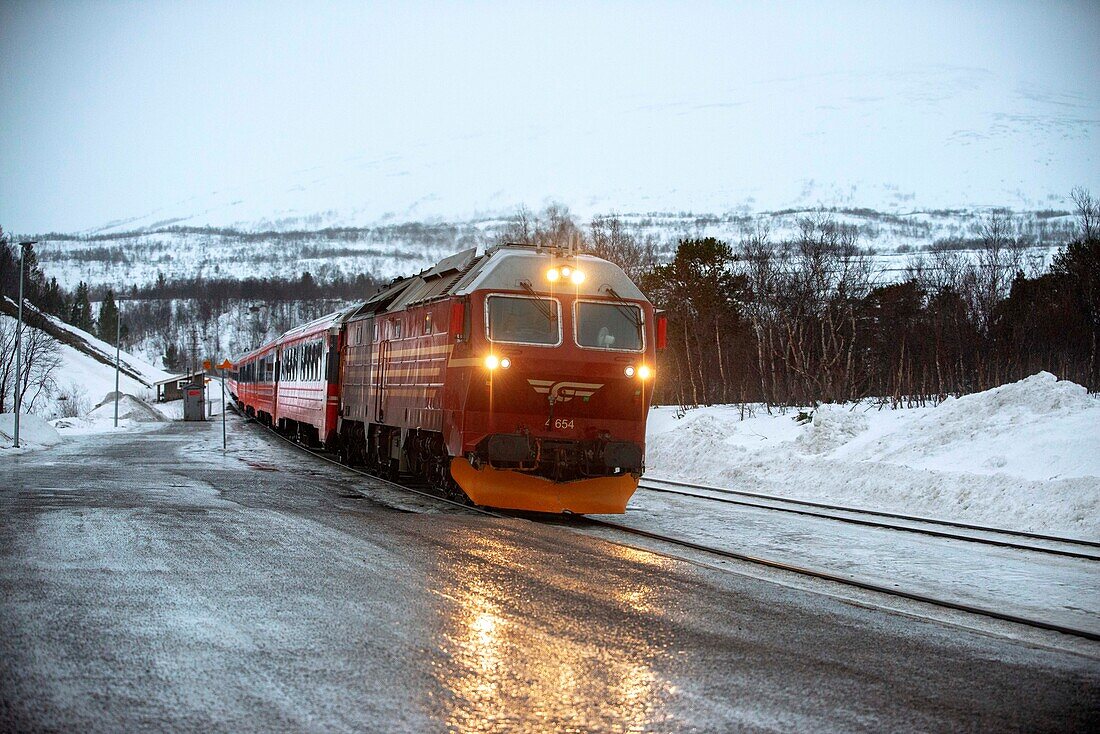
[553,418,574,430]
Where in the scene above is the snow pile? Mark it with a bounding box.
[844,372,1099,481]
[53,393,169,435]
[88,393,168,423]
[646,373,1100,538]
[0,413,63,451]
[796,405,869,455]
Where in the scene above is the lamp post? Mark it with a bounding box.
[114,300,122,428]
[12,240,38,449]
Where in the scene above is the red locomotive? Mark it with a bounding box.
[228,243,665,513]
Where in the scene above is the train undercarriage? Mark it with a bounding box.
[329,419,640,514]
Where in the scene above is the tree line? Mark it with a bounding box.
[590,193,1095,407]
[495,194,1098,407]
[4,190,1097,410]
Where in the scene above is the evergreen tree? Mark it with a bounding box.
[0,227,19,299]
[98,289,120,343]
[40,277,67,317]
[69,281,95,332]
[165,342,181,372]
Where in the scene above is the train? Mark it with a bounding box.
[228,242,665,513]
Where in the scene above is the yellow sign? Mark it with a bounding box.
[218,359,233,370]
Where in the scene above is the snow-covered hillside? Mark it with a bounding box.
[31,206,1078,291]
[0,307,169,421]
[645,373,1100,539]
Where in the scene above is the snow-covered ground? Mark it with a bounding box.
[645,372,1100,540]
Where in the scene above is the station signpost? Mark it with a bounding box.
[217,359,233,451]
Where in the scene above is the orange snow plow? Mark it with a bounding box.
[450,458,639,514]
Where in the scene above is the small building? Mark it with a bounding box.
[183,383,207,421]
[154,372,207,402]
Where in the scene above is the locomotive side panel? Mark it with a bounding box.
[376,301,452,434]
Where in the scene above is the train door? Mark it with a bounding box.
[355,316,376,425]
[375,336,388,423]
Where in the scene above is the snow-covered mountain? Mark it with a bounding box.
[31,205,1078,293]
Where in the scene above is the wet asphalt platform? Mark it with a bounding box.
[1,416,1097,732]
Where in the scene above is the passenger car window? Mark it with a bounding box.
[487,295,560,345]
[575,301,643,351]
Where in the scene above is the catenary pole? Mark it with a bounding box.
[114,303,121,428]
[221,367,227,451]
[13,240,37,449]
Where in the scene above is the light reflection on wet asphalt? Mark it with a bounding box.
[1,419,1097,733]
[427,530,677,733]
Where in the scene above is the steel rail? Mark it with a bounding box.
[583,516,1100,642]
[238,414,1099,642]
[636,482,1100,561]
[643,475,1100,549]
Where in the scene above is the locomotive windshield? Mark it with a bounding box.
[487,295,560,345]
[575,301,643,351]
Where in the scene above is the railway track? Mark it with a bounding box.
[637,477,1100,560]
[580,515,1100,642]
[244,414,1100,643]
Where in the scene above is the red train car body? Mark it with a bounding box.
[230,244,664,514]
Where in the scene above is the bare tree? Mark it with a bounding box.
[0,318,62,414]
[496,203,584,250]
[588,215,658,282]
[1071,186,1098,243]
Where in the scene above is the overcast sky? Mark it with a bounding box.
[2,0,1098,233]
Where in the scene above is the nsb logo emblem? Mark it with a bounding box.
[527,379,603,402]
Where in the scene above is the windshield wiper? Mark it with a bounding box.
[519,280,556,322]
[601,286,643,328]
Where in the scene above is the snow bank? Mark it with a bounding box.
[646,373,1100,539]
[88,393,169,423]
[0,413,63,451]
[843,372,1099,481]
[52,393,168,435]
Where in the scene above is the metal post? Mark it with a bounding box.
[114,303,121,428]
[13,244,26,448]
[221,368,227,451]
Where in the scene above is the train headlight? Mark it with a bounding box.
[484,355,500,370]
[570,269,586,285]
[546,268,561,282]
[500,357,511,369]
[561,266,572,277]
[624,365,636,378]
[637,365,652,380]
